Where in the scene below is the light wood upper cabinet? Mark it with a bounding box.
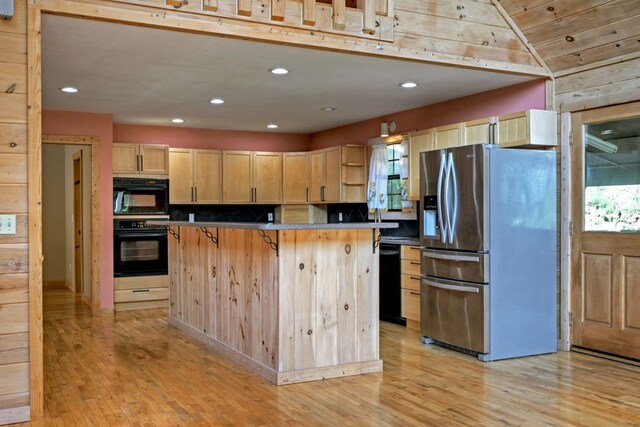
[496,109,557,148]
[408,130,432,201]
[254,152,282,204]
[222,151,252,204]
[169,148,222,204]
[323,146,341,203]
[309,149,325,203]
[113,143,139,174]
[193,150,222,204]
[433,123,463,149]
[222,151,282,204]
[309,145,365,203]
[464,117,495,146]
[169,148,192,204]
[283,152,310,204]
[340,145,367,203]
[113,143,169,175]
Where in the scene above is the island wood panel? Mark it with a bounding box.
[315,229,339,367]
[292,230,317,371]
[336,228,358,364]
[168,227,181,320]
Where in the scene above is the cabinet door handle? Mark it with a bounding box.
[410,261,420,265]
[136,154,140,172]
[132,289,150,293]
[409,276,420,281]
[140,155,144,171]
[191,187,194,203]
[306,187,309,203]
[194,187,198,203]
[254,187,257,203]
[321,185,325,201]
[410,291,420,296]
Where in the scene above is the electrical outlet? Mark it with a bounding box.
[338,212,343,222]
[0,214,16,234]
[267,212,274,222]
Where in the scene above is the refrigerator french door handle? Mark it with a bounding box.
[444,153,453,244]
[423,279,480,294]
[437,151,447,243]
[448,152,458,244]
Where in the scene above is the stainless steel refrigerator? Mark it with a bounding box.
[419,144,557,361]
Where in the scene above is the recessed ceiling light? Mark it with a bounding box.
[600,129,613,135]
[60,87,78,93]
[210,98,224,104]
[400,82,418,88]
[171,118,184,124]
[267,124,278,129]
[270,68,289,75]
[321,107,337,111]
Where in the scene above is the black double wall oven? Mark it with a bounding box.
[113,178,169,278]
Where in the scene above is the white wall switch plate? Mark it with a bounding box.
[267,212,274,222]
[0,214,16,234]
[338,212,343,222]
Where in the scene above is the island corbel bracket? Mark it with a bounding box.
[168,226,180,241]
[372,230,381,253]
[199,226,219,247]
[256,229,278,256]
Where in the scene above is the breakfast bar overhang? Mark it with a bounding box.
[148,221,398,385]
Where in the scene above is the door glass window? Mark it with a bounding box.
[584,116,640,232]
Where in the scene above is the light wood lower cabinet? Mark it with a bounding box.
[114,275,169,312]
[400,245,421,329]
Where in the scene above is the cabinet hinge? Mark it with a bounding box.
[569,312,574,327]
[569,130,573,145]
[569,221,573,236]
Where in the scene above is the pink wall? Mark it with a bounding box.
[42,110,115,309]
[309,80,547,149]
[114,125,310,152]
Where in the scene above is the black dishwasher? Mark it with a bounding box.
[379,243,406,326]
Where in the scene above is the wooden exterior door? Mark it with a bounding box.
[571,102,640,360]
[73,151,83,294]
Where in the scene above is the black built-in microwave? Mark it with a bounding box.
[113,177,169,215]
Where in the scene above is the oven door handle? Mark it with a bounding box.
[114,232,168,238]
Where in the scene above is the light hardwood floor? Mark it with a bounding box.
[28,285,640,425]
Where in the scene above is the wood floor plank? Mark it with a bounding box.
[30,285,640,426]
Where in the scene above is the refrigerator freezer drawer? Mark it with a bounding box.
[421,277,489,354]
[421,249,489,284]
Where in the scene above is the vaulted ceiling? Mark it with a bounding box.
[499,0,640,75]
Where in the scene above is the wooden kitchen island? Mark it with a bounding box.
[149,221,398,385]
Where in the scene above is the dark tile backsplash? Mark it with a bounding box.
[171,202,419,238]
[170,204,278,223]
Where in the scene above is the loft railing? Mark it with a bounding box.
[158,0,394,42]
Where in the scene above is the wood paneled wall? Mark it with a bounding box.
[0,0,31,424]
[33,0,548,76]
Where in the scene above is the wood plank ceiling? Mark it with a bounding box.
[499,0,640,75]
